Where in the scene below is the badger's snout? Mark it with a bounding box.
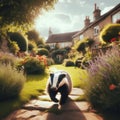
[51,86,57,91]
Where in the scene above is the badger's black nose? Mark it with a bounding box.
[51,87,57,91]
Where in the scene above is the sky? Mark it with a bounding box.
[34,0,120,39]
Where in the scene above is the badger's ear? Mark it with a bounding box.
[50,73,54,78]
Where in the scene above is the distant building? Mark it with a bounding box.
[73,3,120,48]
[46,29,78,49]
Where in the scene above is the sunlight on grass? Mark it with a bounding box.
[0,73,49,119]
[20,73,49,102]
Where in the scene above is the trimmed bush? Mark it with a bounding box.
[85,47,120,112]
[100,24,120,43]
[65,60,74,67]
[8,40,20,55]
[0,64,26,101]
[28,41,37,52]
[37,48,49,56]
[22,57,45,75]
[51,49,67,64]
[8,32,28,52]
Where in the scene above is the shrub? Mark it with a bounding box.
[37,48,49,56]
[86,38,94,47]
[0,64,26,101]
[85,47,120,112]
[74,57,83,68]
[47,57,55,66]
[0,52,17,66]
[22,57,45,75]
[51,49,67,64]
[100,24,120,43]
[76,41,86,52]
[8,40,20,55]
[8,32,28,52]
[64,60,74,67]
[28,41,37,51]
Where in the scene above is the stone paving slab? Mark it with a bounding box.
[5,101,102,120]
[70,88,84,96]
[4,88,103,120]
[23,100,89,112]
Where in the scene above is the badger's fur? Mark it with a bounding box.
[47,70,72,105]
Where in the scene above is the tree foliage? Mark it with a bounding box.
[0,0,58,27]
[27,29,44,46]
[100,24,120,43]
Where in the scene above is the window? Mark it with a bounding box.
[79,34,83,39]
[94,26,99,35]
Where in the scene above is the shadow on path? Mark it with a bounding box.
[46,97,87,120]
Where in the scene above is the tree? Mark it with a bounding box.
[100,24,120,43]
[26,29,44,46]
[0,0,58,28]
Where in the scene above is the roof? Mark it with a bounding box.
[46,31,78,43]
[73,3,120,38]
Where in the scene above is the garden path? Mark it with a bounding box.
[4,88,104,120]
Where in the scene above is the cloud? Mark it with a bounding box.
[34,11,73,38]
[79,1,86,7]
[59,0,72,3]
[59,0,64,3]
[71,14,85,29]
[54,14,71,23]
[34,0,120,39]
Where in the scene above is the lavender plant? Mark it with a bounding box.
[85,47,120,111]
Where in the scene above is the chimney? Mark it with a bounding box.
[84,16,90,27]
[93,3,101,20]
[95,3,97,10]
[49,27,52,36]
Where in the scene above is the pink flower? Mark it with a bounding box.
[109,84,116,90]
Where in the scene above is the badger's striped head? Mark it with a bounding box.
[49,71,68,91]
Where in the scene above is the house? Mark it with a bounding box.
[46,28,78,49]
[73,3,120,48]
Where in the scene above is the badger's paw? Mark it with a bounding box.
[52,98,59,103]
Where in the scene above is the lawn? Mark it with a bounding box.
[0,65,87,119]
[50,65,87,88]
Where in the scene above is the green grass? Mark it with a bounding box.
[0,73,49,119]
[0,65,87,119]
[50,65,87,88]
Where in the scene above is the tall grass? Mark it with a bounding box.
[0,52,17,66]
[0,64,26,101]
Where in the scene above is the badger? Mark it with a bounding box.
[47,70,72,105]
